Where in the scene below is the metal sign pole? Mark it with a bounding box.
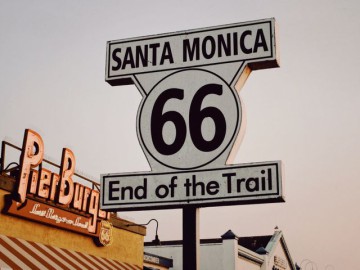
[183,206,199,270]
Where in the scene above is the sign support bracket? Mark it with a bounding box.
[183,206,200,270]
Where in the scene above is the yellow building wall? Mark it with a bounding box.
[0,188,144,267]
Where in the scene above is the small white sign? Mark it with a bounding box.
[101,161,284,211]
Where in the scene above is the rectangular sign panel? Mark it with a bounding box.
[101,161,284,211]
[106,18,277,85]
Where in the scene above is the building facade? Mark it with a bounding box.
[145,230,297,270]
[0,130,146,269]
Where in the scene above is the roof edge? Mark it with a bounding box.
[265,230,297,270]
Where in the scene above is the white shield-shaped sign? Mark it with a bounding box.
[101,18,284,211]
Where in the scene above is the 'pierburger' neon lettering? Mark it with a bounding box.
[17,129,109,234]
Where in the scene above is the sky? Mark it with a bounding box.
[1,1,359,269]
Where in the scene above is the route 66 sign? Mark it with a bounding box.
[139,69,239,170]
[101,18,285,211]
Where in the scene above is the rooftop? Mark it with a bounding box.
[145,230,273,255]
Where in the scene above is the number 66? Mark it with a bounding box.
[151,84,226,155]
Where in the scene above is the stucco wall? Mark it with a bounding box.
[237,257,262,270]
[201,243,224,270]
[145,245,182,269]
